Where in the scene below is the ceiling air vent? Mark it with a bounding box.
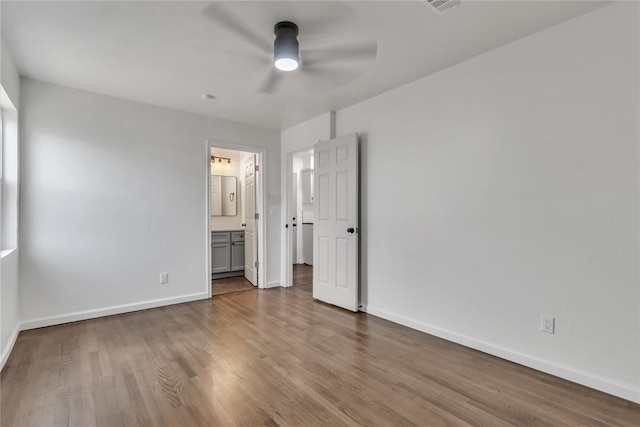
[426,0,462,15]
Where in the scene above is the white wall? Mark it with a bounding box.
[281,112,333,155]
[19,78,280,328]
[334,2,639,402]
[0,38,21,370]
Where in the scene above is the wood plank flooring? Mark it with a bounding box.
[2,278,639,426]
[211,276,256,296]
[293,264,312,287]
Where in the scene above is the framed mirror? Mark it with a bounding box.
[211,175,237,216]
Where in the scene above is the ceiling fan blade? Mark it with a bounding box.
[301,64,357,79]
[301,41,377,67]
[201,4,272,55]
[258,68,284,94]
[292,2,355,35]
[299,64,361,92]
[190,44,271,66]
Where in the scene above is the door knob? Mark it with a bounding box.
[347,227,355,233]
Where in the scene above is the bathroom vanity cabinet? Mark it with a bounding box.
[211,230,245,279]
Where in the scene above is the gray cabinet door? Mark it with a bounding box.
[231,242,245,271]
[212,243,231,274]
[211,231,230,244]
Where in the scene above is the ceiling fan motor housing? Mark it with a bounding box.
[274,21,299,70]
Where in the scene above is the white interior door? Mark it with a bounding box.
[313,133,359,311]
[244,154,258,286]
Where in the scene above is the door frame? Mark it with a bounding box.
[206,140,267,296]
[282,144,315,287]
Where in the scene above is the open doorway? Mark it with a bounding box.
[291,149,314,288]
[208,144,264,296]
[284,134,359,311]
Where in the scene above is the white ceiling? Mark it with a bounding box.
[2,1,607,130]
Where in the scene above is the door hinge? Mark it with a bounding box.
[255,261,259,268]
[255,165,260,172]
[255,213,259,220]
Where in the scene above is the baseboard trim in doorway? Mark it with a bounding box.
[20,292,210,331]
[264,280,281,289]
[361,304,640,404]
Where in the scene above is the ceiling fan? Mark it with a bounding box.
[201,3,378,93]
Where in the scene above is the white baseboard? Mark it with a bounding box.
[0,324,20,371]
[20,292,210,331]
[264,280,281,289]
[361,305,640,404]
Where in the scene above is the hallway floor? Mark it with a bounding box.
[293,263,312,287]
[211,275,255,296]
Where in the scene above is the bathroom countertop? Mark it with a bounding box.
[212,228,245,232]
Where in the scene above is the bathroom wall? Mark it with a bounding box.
[210,147,251,231]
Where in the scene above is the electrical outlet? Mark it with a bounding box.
[160,273,169,284]
[541,315,555,334]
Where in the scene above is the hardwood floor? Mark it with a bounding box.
[211,276,255,296]
[2,283,639,426]
[293,263,312,287]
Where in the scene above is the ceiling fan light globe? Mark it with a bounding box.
[275,57,299,71]
[273,21,299,72]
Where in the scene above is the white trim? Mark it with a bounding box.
[20,292,209,331]
[361,305,640,404]
[264,280,281,289]
[0,247,17,258]
[206,140,267,291]
[205,142,213,297]
[255,151,266,289]
[0,86,17,111]
[0,324,20,371]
